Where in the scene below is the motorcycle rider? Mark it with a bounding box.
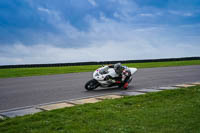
[107,63,131,89]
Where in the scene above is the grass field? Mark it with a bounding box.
[0,60,200,78]
[0,85,200,133]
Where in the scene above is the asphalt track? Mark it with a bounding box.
[0,65,200,111]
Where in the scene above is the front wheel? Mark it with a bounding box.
[85,79,100,91]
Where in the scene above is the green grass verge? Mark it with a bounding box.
[0,86,200,133]
[0,60,200,78]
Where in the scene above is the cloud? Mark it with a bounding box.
[0,0,200,65]
[139,13,154,17]
[38,7,51,14]
[168,10,194,16]
[183,13,193,16]
[1,37,199,65]
[88,0,97,7]
[112,0,138,22]
[1,17,200,65]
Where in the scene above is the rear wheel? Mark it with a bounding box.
[85,79,100,91]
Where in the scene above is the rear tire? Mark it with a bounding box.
[85,79,99,91]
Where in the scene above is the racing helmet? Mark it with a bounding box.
[114,63,123,74]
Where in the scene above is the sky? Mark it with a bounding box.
[0,0,200,65]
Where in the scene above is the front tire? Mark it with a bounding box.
[85,79,99,91]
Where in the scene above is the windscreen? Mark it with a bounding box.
[99,67,109,75]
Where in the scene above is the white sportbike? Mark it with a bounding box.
[85,66,137,91]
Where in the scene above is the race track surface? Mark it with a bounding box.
[0,65,200,111]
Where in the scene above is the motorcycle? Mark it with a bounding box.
[85,65,137,91]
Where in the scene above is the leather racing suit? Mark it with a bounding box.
[107,63,131,89]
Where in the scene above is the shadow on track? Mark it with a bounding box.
[83,85,135,94]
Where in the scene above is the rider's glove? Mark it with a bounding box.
[104,75,111,81]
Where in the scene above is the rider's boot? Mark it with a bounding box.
[123,82,129,89]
